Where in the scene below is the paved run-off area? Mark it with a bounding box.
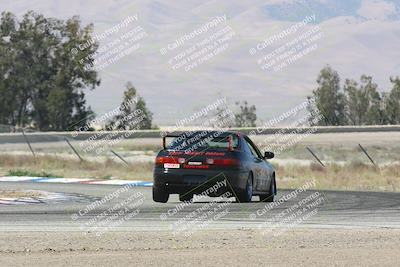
[0,181,400,266]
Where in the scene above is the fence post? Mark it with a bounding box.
[358,144,378,168]
[110,149,129,166]
[306,146,325,167]
[22,129,35,158]
[64,137,83,162]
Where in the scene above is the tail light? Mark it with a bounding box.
[206,158,239,166]
[155,156,185,164]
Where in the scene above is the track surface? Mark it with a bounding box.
[1,181,400,231]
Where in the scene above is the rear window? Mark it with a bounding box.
[167,131,239,152]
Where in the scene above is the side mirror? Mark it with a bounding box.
[264,151,274,159]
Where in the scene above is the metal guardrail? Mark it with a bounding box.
[0,125,399,144]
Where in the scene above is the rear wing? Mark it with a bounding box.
[162,132,235,151]
[162,133,181,149]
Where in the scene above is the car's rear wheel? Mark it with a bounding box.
[179,193,193,202]
[153,185,169,203]
[237,173,253,203]
[260,177,275,202]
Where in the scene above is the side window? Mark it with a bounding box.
[245,139,260,158]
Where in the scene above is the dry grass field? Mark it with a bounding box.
[0,132,399,191]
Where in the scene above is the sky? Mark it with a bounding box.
[1,0,400,125]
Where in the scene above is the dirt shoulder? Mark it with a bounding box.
[0,190,43,199]
[0,228,399,266]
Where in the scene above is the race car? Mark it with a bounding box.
[152,130,276,203]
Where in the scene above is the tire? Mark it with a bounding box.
[260,177,276,202]
[153,185,169,203]
[179,193,193,202]
[237,173,253,203]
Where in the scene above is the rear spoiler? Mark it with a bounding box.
[228,135,233,151]
[162,132,235,151]
[162,133,181,149]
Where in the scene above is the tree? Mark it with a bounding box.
[206,97,235,128]
[0,12,19,127]
[344,76,384,125]
[234,101,257,127]
[343,79,362,125]
[307,66,400,126]
[106,82,153,130]
[361,76,385,124]
[385,77,400,124]
[0,11,99,130]
[213,105,236,128]
[308,65,347,125]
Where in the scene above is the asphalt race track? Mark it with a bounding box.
[1,181,400,232]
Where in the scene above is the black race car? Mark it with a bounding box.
[153,130,276,203]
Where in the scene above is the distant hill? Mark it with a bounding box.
[1,0,399,124]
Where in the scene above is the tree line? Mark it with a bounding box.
[110,83,258,130]
[1,11,398,131]
[307,65,400,126]
[0,11,256,131]
[0,11,99,131]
